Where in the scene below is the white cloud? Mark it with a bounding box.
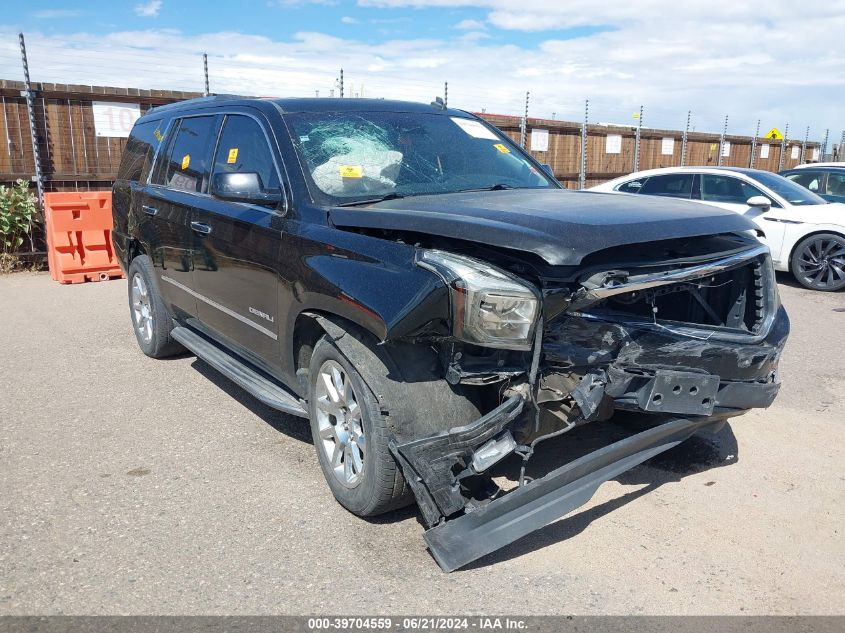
[341,16,359,24]
[133,1,162,17]
[3,1,844,139]
[32,9,82,19]
[454,19,485,30]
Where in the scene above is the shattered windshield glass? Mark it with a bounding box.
[284,111,556,203]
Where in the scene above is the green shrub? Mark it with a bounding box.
[0,180,39,255]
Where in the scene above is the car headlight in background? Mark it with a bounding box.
[416,250,540,350]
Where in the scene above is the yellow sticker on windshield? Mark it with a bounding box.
[153,128,163,142]
[181,154,190,170]
[493,143,510,154]
[227,148,239,164]
[339,165,363,178]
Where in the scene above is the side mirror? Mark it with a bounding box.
[541,163,555,177]
[746,195,771,210]
[211,172,282,206]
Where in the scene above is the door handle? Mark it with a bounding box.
[142,205,158,216]
[190,221,212,235]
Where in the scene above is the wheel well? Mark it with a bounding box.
[127,239,147,264]
[788,230,845,269]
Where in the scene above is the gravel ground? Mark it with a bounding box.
[0,272,842,615]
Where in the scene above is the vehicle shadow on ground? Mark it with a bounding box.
[190,359,312,443]
[460,418,739,570]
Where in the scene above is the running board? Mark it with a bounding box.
[424,415,727,572]
[171,326,308,417]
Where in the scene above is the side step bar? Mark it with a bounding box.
[424,414,727,572]
[171,326,308,418]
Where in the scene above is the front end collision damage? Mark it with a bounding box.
[318,234,789,571]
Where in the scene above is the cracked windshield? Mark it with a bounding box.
[286,111,556,203]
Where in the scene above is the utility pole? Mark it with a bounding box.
[820,129,829,161]
[339,69,344,98]
[749,119,760,168]
[717,115,728,167]
[778,123,789,171]
[579,99,589,190]
[19,33,43,216]
[444,81,448,108]
[839,130,845,162]
[800,126,809,164]
[680,110,691,167]
[633,105,643,172]
[202,53,210,97]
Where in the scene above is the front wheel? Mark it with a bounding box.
[790,233,845,291]
[307,335,412,516]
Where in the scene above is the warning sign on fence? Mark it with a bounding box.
[92,102,141,138]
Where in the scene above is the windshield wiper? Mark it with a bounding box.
[336,192,406,207]
[454,183,518,193]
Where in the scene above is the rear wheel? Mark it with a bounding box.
[790,233,845,291]
[307,335,412,516]
[127,255,183,358]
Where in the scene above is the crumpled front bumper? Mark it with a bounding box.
[421,412,732,572]
[392,306,789,572]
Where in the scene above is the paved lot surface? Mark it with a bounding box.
[1,272,843,615]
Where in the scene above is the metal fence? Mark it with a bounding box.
[1,31,841,204]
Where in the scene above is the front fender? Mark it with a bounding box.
[288,226,450,343]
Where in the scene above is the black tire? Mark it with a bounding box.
[127,255,183,358]
[790,233,845,292]
[307,335,412,516]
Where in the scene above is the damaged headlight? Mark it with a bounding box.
[417,250,540,350]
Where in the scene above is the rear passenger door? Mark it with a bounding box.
[143,114,219,319]
[191,111,286,371]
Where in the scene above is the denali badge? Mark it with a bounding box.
[249,307,274,323]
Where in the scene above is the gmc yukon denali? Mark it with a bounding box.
[112,96,789,571]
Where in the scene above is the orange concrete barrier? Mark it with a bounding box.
[43,191,124,284]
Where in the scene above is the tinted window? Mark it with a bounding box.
[211,115,280,192]
[700,175,765,205]
[616,179,646,193]
[746,171,827,206]
[826,172,845,195]
[156,116,217,193]
[116,118,163,182]
[784,171,822,191]
[638,174,694,198]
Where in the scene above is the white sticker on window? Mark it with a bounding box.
[606,134,622,154]
[661,137,674,155]
[760,143,770,159]
[451,117,500,140]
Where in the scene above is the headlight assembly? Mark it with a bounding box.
[416,249,540,350]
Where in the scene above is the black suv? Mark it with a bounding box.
[113,96,789,571]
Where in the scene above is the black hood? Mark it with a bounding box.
[328,188,757,266]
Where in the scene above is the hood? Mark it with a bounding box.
[328,188,757,266]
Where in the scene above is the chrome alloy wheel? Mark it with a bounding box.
[796,236,845,290]
[315,360,365,488]
[131,273,153,343]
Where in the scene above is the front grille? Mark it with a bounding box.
[584,255,770,335]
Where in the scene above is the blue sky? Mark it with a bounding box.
[17,1,610,48]
[2,1,844,140]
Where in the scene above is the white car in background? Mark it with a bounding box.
[591,167,845,291]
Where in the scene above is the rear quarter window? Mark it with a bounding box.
[116,118,164,182]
